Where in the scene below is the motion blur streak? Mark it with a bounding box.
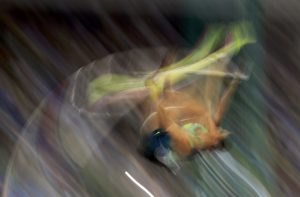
[125,171,154,197]
[0,0,300,197]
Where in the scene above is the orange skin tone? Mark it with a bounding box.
[152,78,239,156]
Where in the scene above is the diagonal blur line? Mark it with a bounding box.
[125,171,155,197]
[216,151,271,197]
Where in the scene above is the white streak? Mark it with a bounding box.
[125,171,154,197]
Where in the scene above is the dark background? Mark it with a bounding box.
[0,0,300,195]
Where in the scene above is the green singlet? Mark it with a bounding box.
[182,123,207,149]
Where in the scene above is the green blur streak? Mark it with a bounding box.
[88,21,254,105]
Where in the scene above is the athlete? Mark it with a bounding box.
[141,68,241,170]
